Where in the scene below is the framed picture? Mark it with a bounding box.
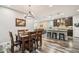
[16,18,26,27]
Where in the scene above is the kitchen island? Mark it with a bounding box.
[46,27,73,41]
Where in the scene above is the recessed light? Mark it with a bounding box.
[77,9,79,12]
[49,5,53,7]
[6,5,11,7]
[57,12,64,16]
[60,13,64,16]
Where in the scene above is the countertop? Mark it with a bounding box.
[46,26,73,32]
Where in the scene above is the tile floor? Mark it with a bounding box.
[1,37,79,53]
[37,37,79,53]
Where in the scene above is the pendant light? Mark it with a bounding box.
[24,5,35,19]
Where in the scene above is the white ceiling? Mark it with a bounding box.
[2,5,79,18]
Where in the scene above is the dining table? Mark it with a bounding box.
[20,35,29,53]
[18,31,33,53]
[16,30,43,53]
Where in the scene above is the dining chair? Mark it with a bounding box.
[18,29,28,37]
[24,31,39,52]
[18,30,25,35]
[18,29,28,34]
[9,31,21,53]
[19,32,34,53]
[29,31,38,50]
[36,30,43,49]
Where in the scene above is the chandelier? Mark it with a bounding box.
[24,5,35,19]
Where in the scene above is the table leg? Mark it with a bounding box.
[21,40,25,53]
[37,40,38,49]
[40,36,42,48]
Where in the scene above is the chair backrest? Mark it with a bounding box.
[9,32,14,45]
[30,31,36,37]
[35,30,42,41]
[18,30,24,35]
[18,29,28,36]
[24,29,28,32]
[37,30,42,36]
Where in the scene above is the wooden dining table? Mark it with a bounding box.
[16,30,43,53]
[18,31,33,53]
[20,35,29,53]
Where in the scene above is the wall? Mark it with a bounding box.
[25,18,35,30]
[34,16,54,29]
[0,7,35,44]
[73,15,79,38]
[0,6,53,44]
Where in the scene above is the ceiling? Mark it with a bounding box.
[2,5,79,18]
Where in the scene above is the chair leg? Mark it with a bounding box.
[40,39,42,48]
[21,41,25,53]
[18,44,21,51]
[39,36,42,48]
[29,40,33,53]
[34,40,37,50]
[11,46,14,53]
[31,40,34,51]
[19,44,21,48]
[36,40,38,49]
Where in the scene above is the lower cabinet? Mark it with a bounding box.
[52,32,57,39]
[59,33,65,41]
[67,30,73,36]
[73,38,79,49]
[47,31,67,41]
[47,32,51,38]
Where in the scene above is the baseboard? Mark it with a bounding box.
[73,37,79,38]
[0,41,10,46]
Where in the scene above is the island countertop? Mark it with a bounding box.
[46,26,73,32]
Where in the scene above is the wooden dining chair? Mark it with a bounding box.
[18,30,24,35]
[20,32,34,53]
[29,31,38,50]
[18,29,28,37]
[9,31,21,53]
[18,29,28,34]
[36,30,43,48]
[23,31,39,52]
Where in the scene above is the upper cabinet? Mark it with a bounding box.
[53,17,73,27]
[65,17,73,26]
[53,19,57,26]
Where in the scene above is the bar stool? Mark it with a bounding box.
[47,32,51,38]
[59,33,65,41]
[52,32,57,39]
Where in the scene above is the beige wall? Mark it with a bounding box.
[34,20,48,29]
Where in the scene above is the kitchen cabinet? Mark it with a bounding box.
[67,30,73,36]
[65,17,73,26]
[53,19,57,26]
[53,19,60,27]
[53,17,73,27]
